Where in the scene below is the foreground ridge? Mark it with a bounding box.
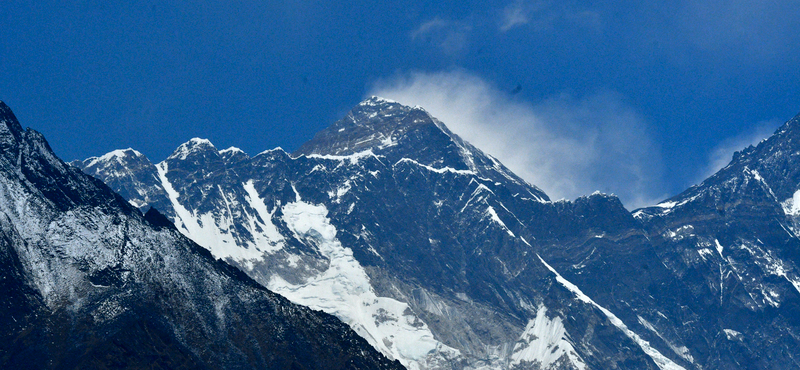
[0,100,402,369]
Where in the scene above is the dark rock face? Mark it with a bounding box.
[630,113,800,369]
[0,101,402,370]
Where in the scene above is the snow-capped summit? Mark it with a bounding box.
[295,96,434,157]
[296,97,549,202]
[168,137,218,160]
[220,146,250,162]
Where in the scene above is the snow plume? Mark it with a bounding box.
[370,70,664,209]
[410,18,472,56]
[695,118,779,184]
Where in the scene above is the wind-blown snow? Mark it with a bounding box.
[362,96,398,106]
[270,198,458,369]
[537,255,686,370]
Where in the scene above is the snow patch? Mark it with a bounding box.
[241,180,285,253]
[723,329,743,341]
[361,96,398,106]
[715,239,724,258]
[511,304,587,369]
[168,138,217,160]
[156,163,265,266]
[781,189,800,216]
[637,316,694,363]
[653,194,702,215]
[272,199,458,369]
[219,146,245,155]
[308,149,378,165]
[395,158,476,176]
[486,206,515,237]
[84,148,142,168]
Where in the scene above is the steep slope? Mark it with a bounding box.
[0,101,402,370]
[632,113,800,368]
[80,97,687,369]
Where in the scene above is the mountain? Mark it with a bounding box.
[0,100,402,369]
[77,97,698,369]
[632,114,800,367]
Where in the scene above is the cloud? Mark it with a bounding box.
[498,0,602,33]
[643,0,800,66]
[500,1,530,31]
[410,18,471,55]
[695,119,780,184]
[369,70,665,209]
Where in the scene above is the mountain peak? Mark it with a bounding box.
[168,137,218,160]
[359,95,399,107]
[294,97,437,157]
[0,101,25,151]
[82,148,144,168]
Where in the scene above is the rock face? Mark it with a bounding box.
[78,97,704,369]
[0,101,403,370]
[631,114,800,368]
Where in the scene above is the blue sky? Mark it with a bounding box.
[2,1,799,208]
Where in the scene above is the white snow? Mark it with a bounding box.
[361,96,398,106]
[84,148,143,168]
[723,329,743,341]
[156,163,265,265]
[486,206,515,237]
[537,255,686,370]
[653,194,702,215]
[637,316,694,363]
[510,304,587,369]
[241,180,285,253]
[168,138,217,160]
[307,149,379,165]
[220,146,246,155]
[697,248,714,261]
[255,147,285,157]
[327,180,352,203]
[714,239,724,258]
[781,189,800,216]
[394,158,476,176]
[747,168,778,201]
[269,198,458,369]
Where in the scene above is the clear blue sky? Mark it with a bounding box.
[2,1,799,208]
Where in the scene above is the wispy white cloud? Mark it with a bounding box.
[695,119,779,184]
[410,18,471,55]
[498,0,602,33]
[369,70,665,209]
[500,1,530,32]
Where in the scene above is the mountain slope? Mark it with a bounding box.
[0,101,402,369]
[632,113,800,368]
[79,97,689,369]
